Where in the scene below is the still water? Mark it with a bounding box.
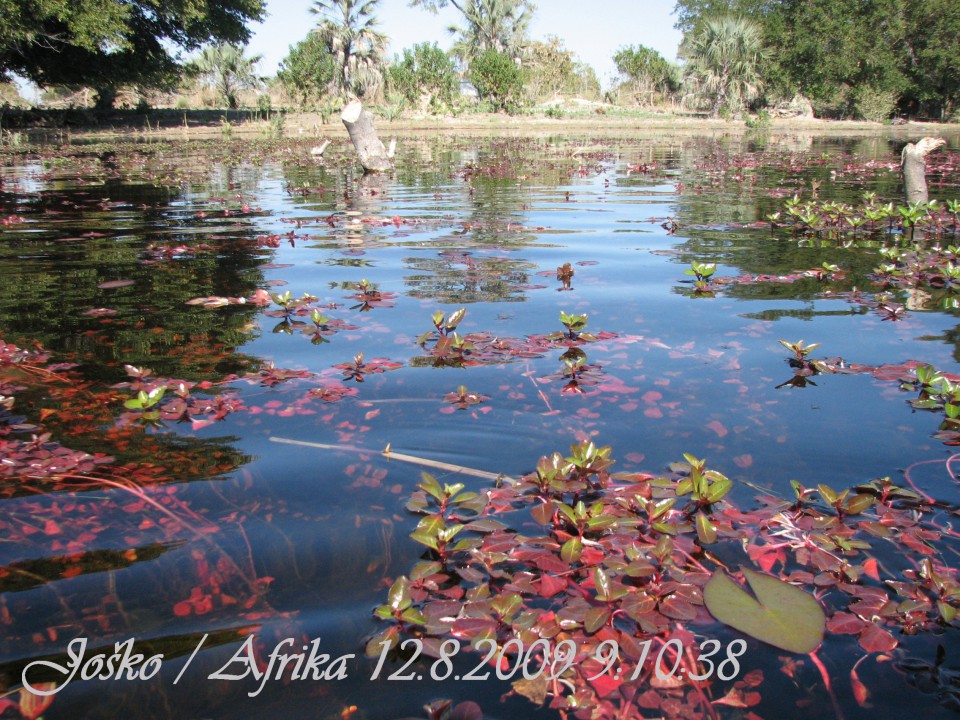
[0,130,959,719]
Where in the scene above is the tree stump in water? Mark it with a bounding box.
[341,100,394,173]
[901,137,946,204]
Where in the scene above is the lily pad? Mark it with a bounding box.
[704,567,825,654]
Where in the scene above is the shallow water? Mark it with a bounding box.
[1,131,959,719]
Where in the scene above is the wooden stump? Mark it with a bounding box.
[901,137,946,204]
[341,100,394,173]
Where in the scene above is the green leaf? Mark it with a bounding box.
[843,494,876,515]
[400,607,426,625]
[706,478,732,504]
[938,601,957,623]
[388,576,411,612]
[704,568,825,654]
[593,568,612,601]
[650,498,675,521]
[445,307,466,330]
[418,472,444,502]
[584,606,610,633]
[560,537,583,563]
[817,484,838,505]
[696,514,717,545]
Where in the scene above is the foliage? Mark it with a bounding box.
[373,439,958,718]
[277,31,338,109]
[434,0,534,66]
[188,44,262,110]
[310,0,387,100]
[902,0,960,119]
[681,15,766,117]
[703,568,825,654]
[0,0,264,107]
[612,45,678,106]
[388,42,458,112]
[522,36,600,102]
[468,49,527,113]
[672,0,768,35]
[675,0,960,119]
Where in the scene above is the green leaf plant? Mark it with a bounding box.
[372,441,959,718]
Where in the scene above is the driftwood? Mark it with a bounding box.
[901,137,946,204]
[309,140,330,157]
[341,99,394,173]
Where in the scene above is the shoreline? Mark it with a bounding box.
[3,107,959,143]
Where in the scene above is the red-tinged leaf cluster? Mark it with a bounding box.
[373,441,960,719]
[0,434,114,480]
[335,353,402,383]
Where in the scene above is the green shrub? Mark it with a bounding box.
[853,85,898,122]
[388,43,457,113]
[469,50,527,114]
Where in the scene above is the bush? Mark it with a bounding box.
[745,108,771,128]
[853,85,898,122]
[468,50,527,114]
[388,43,457,114]
[278,33,336,110]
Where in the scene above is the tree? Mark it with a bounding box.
[190,44,262,109]
[469,48,526,112]
[899,0,960,119]
[411,0,534,65]
[310,0,387,100]
[673,0,769,34]
[674,0,960,119]
[523,37,600,102]
[278,33,337,108]
[0,0,264,108]
[613,45,679,106]
[388,42,457,111]
[682,15,766,117]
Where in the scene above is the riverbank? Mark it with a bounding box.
[3,106,959,144]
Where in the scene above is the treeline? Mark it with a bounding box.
[1,0,957,122]
[673,0,960,120]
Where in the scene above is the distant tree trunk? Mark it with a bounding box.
[341,99,394,173]
[901,137,946,204]
[94,86,117,111]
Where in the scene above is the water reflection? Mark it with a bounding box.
[0,131,959,720]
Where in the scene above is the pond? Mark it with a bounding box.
[1,128,960,720]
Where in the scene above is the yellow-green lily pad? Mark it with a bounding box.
[704,568,825,654]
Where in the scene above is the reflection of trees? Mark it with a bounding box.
[404,251,536,303]
[928,324,960,365]
[0,181,265,382]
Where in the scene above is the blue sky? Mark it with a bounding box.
[247,0,683,89]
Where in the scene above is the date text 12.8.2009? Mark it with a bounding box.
[369,637,746,682]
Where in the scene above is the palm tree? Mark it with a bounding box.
[682,15,766,117]
[191,44,263,109]
[310,0,387,100]
[448,0,533,66]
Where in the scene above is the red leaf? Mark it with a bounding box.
[539,574,566,598]
[858,623,897,653]
[851,667,869,706]
[587,670,623,698]
[706,420,728,438]
[826,612,866,634]
[862,558,880,581]
[733,454,753,468]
